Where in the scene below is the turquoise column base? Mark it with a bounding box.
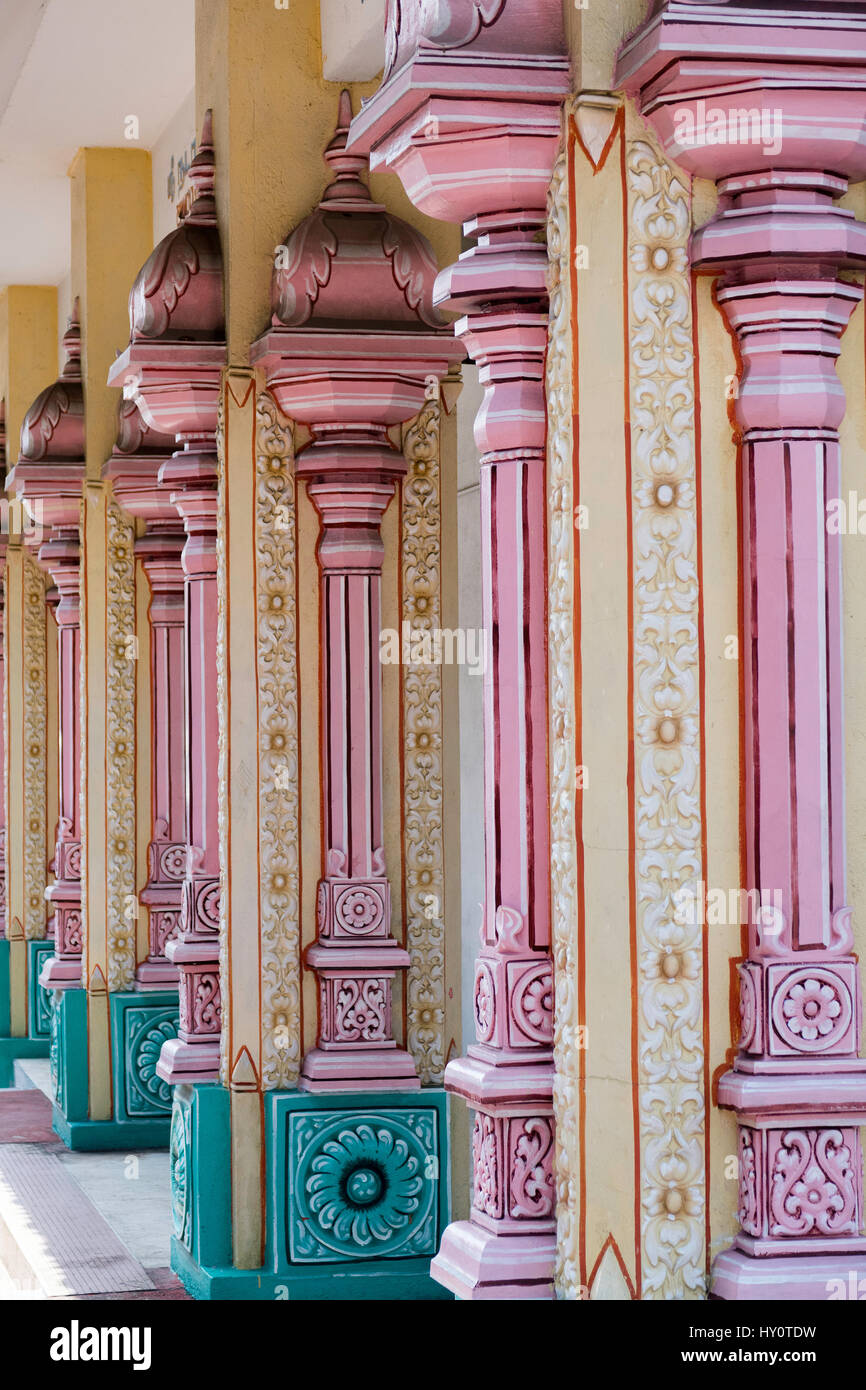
[49,987,179,1150]
[171,1084,453,1300]
[0,940,53,1086]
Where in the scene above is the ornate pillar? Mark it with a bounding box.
[105,400,185,990]
[347,1,569,1298]
[109,113,226,1084]
[618,0,866,1300]
[0,287,55,1075]
[251,92,463,1092]
[0,404,6,941]
[8,306,85,993]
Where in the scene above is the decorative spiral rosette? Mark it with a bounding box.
[510,961,554,1045]
[290,1111,437,1262]
[169,1102,189,1241]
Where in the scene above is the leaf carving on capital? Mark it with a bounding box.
[627,137,704,1299]
[382,218,445,329]
[129,227,199,339]
[19,384,73,461]
[272,215,338,327]
[401,398,447,1085]
[545,135,581,1301]
[21,556,48,939]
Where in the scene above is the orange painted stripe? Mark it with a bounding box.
[620,114,642,1299]
[691,267,711,1280]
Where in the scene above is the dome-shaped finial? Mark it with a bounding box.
[185,109,216,226]
[320,89,371,210]
[60,298,82,380]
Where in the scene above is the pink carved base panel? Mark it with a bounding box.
[135,833,184,991]
[432,1066,556,1300]
[155,940,220,1084]
[300,944,419,1092]
[40,829,83,991]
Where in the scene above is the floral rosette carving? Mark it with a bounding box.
[291,1111,438,1261]
[771,969,852,1054]
[334,884,385,935]
[511,961,554,1046]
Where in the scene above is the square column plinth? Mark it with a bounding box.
[0,940,52,1086]
[48,987,178,1150]
[169,1085,453,1300]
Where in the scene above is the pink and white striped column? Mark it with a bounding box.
[109,112,226,1081]
[252,91,463,1092]
[618,0,866,1299]
[105,400,185,990]
[8,305,86,990]
[348,0,569,1298]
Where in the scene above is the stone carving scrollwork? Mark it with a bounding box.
[627,136,704,1299]
[255,391,301,1090]
[77,498,88,980]
[22,555,48,938]
[215,390,230,1084]
[105,500,138,990]
[401,398,446,1085]
[546,136,581,1299]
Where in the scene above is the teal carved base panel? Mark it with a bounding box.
[0,940,51,1087]
[171,1085,453,1300]
[49,987,178,1150]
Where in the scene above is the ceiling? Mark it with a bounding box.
[0,0,194,286]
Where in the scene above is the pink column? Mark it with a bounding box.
[347,2,568,1298]
[0,403,6,938]
[7,306,86,990]
[108,113,225,1081]
[156,439,221,1075]
[617,1,866,1299]
[251,92,463,1092]
[105,401,185,989]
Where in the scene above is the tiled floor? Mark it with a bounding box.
[0,1087,190,1301]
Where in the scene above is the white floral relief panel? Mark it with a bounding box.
[626,131,705,1299]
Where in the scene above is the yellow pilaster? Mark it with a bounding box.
[0,287,57,1035]
[69,148,152,1119]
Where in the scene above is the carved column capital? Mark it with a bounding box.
[109,112,226,1080]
